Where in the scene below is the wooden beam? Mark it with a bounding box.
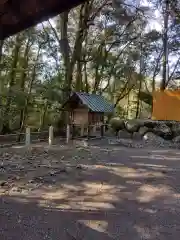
[0,0,86,39]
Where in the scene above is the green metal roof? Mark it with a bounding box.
[74,92,114,113]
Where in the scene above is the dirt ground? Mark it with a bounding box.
[0,141,180,239]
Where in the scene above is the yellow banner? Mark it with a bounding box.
[152,90,180,121]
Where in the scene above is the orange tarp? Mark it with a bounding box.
[152,90,180,121]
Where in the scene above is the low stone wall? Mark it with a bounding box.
[110,119,180,144]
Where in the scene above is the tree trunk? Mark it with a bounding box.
[18,46,41,137]
[136,42,144,119]
[126,92,130,119]
[152,49,163,92]
[60,12,71,127]
[160,0,169,91]
[0,40,4,119]
[84,61,89,93]
[75,60,82,91]
[19,38,31,129]
[38,102,48,132]
[2,35,22,134]
[69,2,93,88]
[0,40,4,65]
[136,80,142,119]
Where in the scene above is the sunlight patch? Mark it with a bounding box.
[137,184,173,203]
[79,220,108,233]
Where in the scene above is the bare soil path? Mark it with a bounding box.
[0,142,180,239]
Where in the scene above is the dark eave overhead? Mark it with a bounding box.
[0,0,86,40]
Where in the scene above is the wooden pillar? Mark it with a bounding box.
[72,124,75,139]
[49,126,54,146]
[66,124,70,144]
[71,111,75,139]
[87,112,90,139]
[25,127,30,146]
[93,125,96,134]
[80,124,84,137]
[88,125,91,139]
[100,113,105,137]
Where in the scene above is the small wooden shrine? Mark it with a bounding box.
[63,92,114,137]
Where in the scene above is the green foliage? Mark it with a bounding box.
[0,0,180,133]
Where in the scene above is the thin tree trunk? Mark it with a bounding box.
[152,49,163,92]
[84,61,89,93]
[38,102,48,132]
[75,60,82,91]
[165,56,180,88]
[0,40,4,118]
[136,81,142,119]
[136,42,143,119]
[114,81,134,108]
[0,40,4,65]
[160,0,169,91]
[126,93,130,119]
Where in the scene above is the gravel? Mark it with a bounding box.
[0,143,180,239]
[99,134,180,150]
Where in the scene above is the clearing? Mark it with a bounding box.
[0,141,180,239]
